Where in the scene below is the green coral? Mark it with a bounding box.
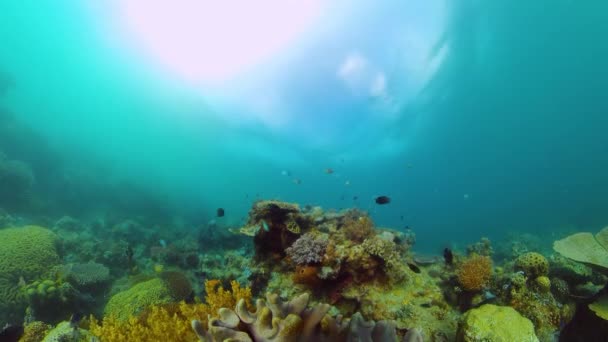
[533,276,551,293]
[515,252,549,278]
[104,278,173,321]
[457,304,538,342]
[0,226,60,324]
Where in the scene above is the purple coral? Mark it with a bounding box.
[285,233,328,265]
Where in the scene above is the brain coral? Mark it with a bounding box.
[104,278,173,321]
[515,252,549,278]
[0,226,59,324]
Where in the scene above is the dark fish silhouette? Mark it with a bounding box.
[407,263,421,273]
[353,196,358,200]
[69,312,83,329]
[375,196,391,205]
[217,208,225,217]
[443,248,454,265]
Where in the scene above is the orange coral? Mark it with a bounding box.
[293,265,321,286]
[90,279,253,341]
[456,254,492,291]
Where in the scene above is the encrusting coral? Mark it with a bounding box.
[103,278,174,321]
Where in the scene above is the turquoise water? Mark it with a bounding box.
[1,0,607,250]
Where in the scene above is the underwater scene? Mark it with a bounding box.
[1,0,607,341]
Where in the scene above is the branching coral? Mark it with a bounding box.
[456,255,492,292]
[285,233,328,265]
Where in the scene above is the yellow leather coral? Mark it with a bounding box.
[457,254,493,291]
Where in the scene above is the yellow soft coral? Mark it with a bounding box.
[91,280,252,341]
[457,254,493,291]
[19,321,51,342]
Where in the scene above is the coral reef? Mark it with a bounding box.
[0,197,604,341]
[457,304,538,342]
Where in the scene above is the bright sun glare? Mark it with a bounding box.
[118,0,324,83]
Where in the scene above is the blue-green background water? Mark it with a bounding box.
[1,0,607,252]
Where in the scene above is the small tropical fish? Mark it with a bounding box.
[345,180,351,186]
[407,263,421,273]
[293,178,302,185]
[353,196,358,200]
[280,170,291,176]
[261,220,270,232]
[375,196,391,204]
[324,168,334,174]
[217,208,225,217]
